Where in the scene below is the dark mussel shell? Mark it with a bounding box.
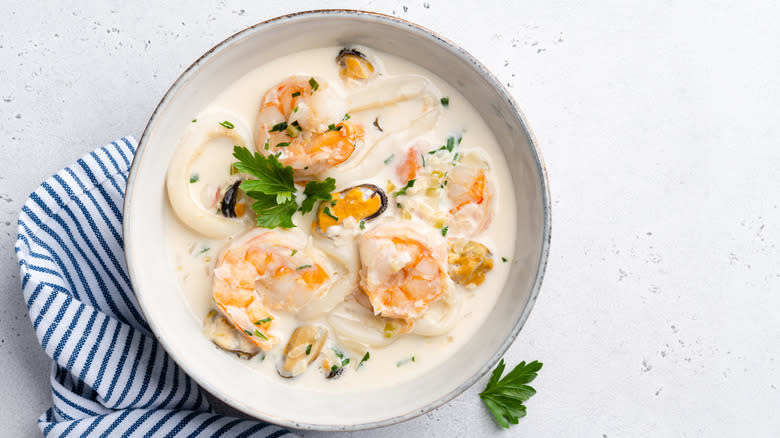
[220,180,242,218]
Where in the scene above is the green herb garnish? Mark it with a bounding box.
[396,356,415,367]
[331,348,344,359]
[299,177,336,214]
[276,142,290,147]
[243,329,252,336]
[232,146,297,228]
[309,77,319,91]
[357,351,370,369]
[286,123,301,138]
[264,138,270,150]
[440,97,449,107]
[254,330,269,340]
[189,174,199,183]
[254,317,272,325]
[305,344,312,355]
[323,206,339,221]
[220,120,234,129]
[269,121,288,132]
[341,358,350,367]
[479,359,542,428]
[291,91,301,97]
[384,154,395,165]
[327,123,343,131]
[291,249,297,256]
[191,118,197,123]
[198,247,209,254]
[501,257,508,262]
[342,113,351,120]
[441,226,448,236]
[359,220,366,230]
[394,179,416,196]
[297,264,312,270]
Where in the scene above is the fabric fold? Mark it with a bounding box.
[15,137,294,437]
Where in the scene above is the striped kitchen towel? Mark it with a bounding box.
[15,137,295,437]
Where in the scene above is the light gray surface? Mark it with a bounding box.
[1,0,778,437]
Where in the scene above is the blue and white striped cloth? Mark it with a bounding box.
[15,137,295,437]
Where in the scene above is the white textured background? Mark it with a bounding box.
[2,1,779,436]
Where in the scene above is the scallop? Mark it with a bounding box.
[336,48,375,80]
[203,310,261,359]
[447,239,494,287]
[278,325,328,378]
[316,184,387,233]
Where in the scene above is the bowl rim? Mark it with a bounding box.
[124,8,551,431]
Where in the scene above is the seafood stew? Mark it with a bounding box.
[165,46,517,389]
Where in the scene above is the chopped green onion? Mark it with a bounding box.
[260,353,266,361]
[384,154,395,165]
[305,344,312,355]
[220,120,234,129]
[440,97,449,107]
[323,207,339,221]
[331,348,344,359]
[189,174,199,183]
[297,264,312,270]
[446,136,456,152]
[291,91,301,97]
[441,226,448,236]
[264,138,270,150]
[254,330,268,340]
[342,113,351,120]
[501,257,508,262]
[396,202,402,209]
[293,106,299,113]
[359,220,366,230]
[291,249,297,256]
[269,121,288,132]
[327,123,343,131]
[276,142,290,147]
[397,356,415,367]
[254,317,272,325]
[421,154,426,167]
[341,358,350,366]
[191,118,197,123]
[286,123,301,137]
[198,247,209,254]
[331,364,339,372]
[309,77,319,91]
[243,329,252,336]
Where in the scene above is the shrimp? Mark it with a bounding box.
[212,228,335,350]
[255,75,362,176]
[358,221,451,321]
[446,155,494,236]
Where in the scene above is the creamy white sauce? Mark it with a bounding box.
[165,46,517,391]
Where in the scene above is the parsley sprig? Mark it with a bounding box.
[232,146,337,229]
[479,359,542,428]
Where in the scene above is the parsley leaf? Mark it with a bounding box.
[479,359,542,428]
[394,179,416,196]
[299,177,336,214]
[233,147,295,198]
[246,192,298,229]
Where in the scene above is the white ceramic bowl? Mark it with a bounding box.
[124,10,550,431]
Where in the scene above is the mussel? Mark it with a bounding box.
[203,310,261,359]
[278,325,328,378]
[447,239,494,287]
[336,48,376,80]
[316,184,387,233]
[220,179,244,218]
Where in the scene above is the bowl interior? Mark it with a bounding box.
[125,10,549,430]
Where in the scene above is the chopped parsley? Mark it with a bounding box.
[243,329,252,336]
[296,264,312,270]
[191,118,197,123]
[441,226,448,236]
[446,136,456,152]
[276,142,290,147]
[189,174,199,183]
[440,97,449,107]
[263,138,270,150]
[359,220,366,230]
[357,351,370,369]
[308,77,319,91]
[322,206,339,221]
[331,348,344,359]
[305,344,312,355]
[269,121,288,132]
[219,120,234,129]
[501,257,508,262]
[291,249,297,256]
[254,329,268,340]
[394,179,416,196]
[421,153,426,167]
